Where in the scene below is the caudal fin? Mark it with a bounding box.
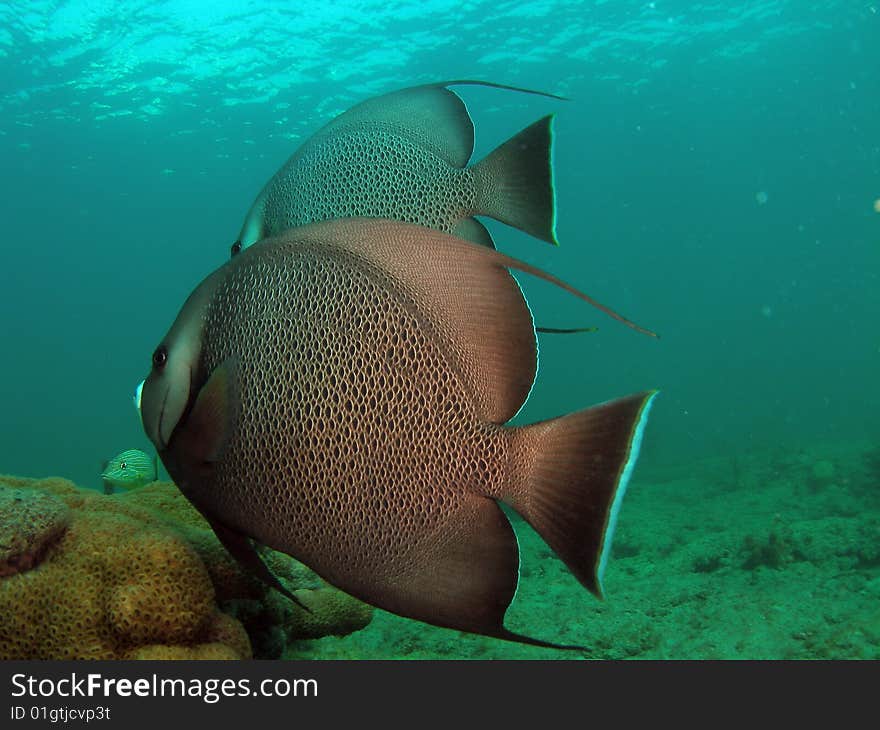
[505,391,658,596]
[472,115,557,245]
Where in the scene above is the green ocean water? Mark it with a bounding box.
[0,1,877,659]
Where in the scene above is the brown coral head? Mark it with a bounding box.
[0,487,71,577]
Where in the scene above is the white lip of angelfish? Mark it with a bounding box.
[133,380,144,413]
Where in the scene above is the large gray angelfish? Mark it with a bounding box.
[140,218,658,649]
[232,80,563,256]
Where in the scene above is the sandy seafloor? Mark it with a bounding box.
[290,440,880,659]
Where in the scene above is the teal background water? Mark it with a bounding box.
[0,1,877,491]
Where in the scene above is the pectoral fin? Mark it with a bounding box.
[183,357,239,465]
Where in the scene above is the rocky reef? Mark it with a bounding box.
[0,475,371,660]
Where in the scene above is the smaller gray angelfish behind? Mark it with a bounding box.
[231,80,564,256]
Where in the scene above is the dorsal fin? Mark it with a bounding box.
[313,84,475,167]
[312,80,566,169]
[288,218,539,424]
[282,218,657,424]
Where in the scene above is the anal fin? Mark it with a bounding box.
[536,325,598,335]
[451,217,495,248]
[382,494,584,649]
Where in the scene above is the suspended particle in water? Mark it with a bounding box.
[873,198,880,213]
[755,191,768,205]
[761,305,773,318]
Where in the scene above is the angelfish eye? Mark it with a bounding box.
[231,240,242,257]
[152,345,168,370]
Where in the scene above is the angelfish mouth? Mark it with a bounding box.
[133,380,144,412]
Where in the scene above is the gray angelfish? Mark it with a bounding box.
[141,218,658,650]
[232,80,564,256]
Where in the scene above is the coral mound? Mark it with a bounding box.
[0,486,70,577]
[0,476,371,660]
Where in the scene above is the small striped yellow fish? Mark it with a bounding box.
[101,449,157,493]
